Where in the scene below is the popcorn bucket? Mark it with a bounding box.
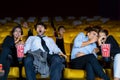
[101,44,110,57]
[0,64,2,70]
[16,44,24,59]
[0,64,4,77]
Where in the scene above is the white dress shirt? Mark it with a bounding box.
[24,36,62,55]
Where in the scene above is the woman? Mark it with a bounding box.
[71,26,110,80]
[0,26,23,80]
[98,29,120,80]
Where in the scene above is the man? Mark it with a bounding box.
[23,22,67,80]
[70,26,110,80]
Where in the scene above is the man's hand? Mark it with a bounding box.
[93,48,99,53]
[59,53,67,59]
[89,36,98,44]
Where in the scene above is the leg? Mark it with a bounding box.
[87,54,110,80]
[0,47,13,80]
[114,54,120,80]
[71,55,95,80]
[85,63,95,80]
[47,54,65,80]
[23,54,36,80]
[0,56,12,80]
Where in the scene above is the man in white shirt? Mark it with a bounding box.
[23,22,67,80]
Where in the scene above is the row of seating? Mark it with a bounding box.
[7,33,114,80]
[8,65,113,80]
[0,20,119,80]
[0,27,119,43]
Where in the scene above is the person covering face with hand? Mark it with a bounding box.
[98,29,120,80]
[71,26,110,80]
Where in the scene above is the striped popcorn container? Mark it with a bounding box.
[0,64,2,70]
[101,44,110,57]
[16,44,24,58]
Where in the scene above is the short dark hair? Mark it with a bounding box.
[92,25,102,31]
[99,29,109,36]
[84,25,102,34]
[11,25,23,36]
[34,22,47,30]
[58,26,65,31]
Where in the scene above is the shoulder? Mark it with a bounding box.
[76,32,86,39]
[107,35,115,40]
[4,35,13,40]
[26,36,38,41]
[106,35,118,43]
[109,35,114,38]
[6,35,12,38]
[44,36,54,41]
[79,32,85,35]
[45,36,53,40]
[2,36,14,45]
[77,32,85,37]
[28,36,37,39]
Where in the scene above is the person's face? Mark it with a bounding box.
[99,32,107,40]
[13,28,22,38]
[59,28,65,35]
[36,25,46,36]
[87,31,98,40]
[23,22,28,28]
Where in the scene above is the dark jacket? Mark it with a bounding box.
[105,35,120,58]
[0,36,18,65]
[56,37,66,54]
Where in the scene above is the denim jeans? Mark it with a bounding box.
[24,54,65,80]
[71,54,110,80]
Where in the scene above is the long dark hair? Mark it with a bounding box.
[11,26,23,37]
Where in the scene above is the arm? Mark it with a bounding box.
[81,40,93,47]
[24,36,33,54]
[74,32,98,48]
[82,35,98,47]
[74,33,85,48]
[49,38,67,59]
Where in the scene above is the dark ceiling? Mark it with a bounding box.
[0,0,120,20]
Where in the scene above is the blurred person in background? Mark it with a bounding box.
[54,26,66,55]
[21,21,33,41]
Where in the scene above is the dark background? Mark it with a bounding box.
[0,0,120,20]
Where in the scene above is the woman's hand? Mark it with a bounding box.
[98,36,106,46]
[15,35,23,44]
